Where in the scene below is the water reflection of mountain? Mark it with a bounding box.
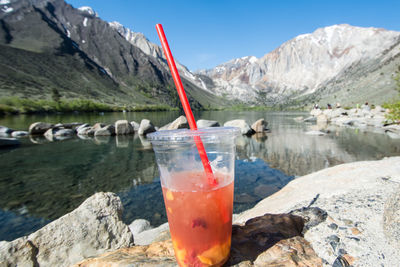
[0,135,158,222]
[235,125,400,176]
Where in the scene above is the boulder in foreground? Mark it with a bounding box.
[235,157,400,266]
[11,131,29,137]
[72,212,322,267]
[0,192,133,267]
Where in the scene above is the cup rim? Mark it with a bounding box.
[147,126,240,144]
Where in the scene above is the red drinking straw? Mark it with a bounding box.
[155,24,217,185]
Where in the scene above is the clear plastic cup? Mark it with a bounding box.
[148,127,240,267]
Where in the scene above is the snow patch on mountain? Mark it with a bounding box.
[78,6,97,17]
[198,24,400,103]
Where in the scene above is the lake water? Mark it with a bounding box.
[1,111,400,241]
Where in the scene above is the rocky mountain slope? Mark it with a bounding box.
[0,0,224,109]
[108,21,212,94]
[198,24,400,107]
[1,0,398,109]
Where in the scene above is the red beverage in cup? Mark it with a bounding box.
[148,127,240,267]
[162,171,234,266]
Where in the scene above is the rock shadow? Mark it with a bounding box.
[226,213,305,265]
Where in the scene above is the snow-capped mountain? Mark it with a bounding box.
[1,0,399,107]
[0,0,223,108]
[109,21,212,94]
[198,24,400,105]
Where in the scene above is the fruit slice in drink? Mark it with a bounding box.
[162,170,234,267]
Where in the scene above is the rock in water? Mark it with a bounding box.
[115,120,134,135]
[94,125,116,136]
[29,122,54,135]
[77,127,95,136]
[0,125,13,136]
[130,121,140,132]
[44,128,75,141]
[159,116,188,131]
[251,118,269,133]
[54,122,83,129]
[76,123,90,132]
[0,192,133,267]
[55,129,75,136]
[45,128,75,137]
[11,131,29,137]
[138,119,156,136]
[197,119,220,128]
[44,128,57,140]
[224,119,254,135]
[92,123,106,131]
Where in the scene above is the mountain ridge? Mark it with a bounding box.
[108,21,213,95]
[1,0,399,109]
[197,24,400,107]
[0,0,225,109]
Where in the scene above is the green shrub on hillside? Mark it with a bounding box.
[384,68,400,122]
[0,97,114,114]
[383,102,400,122]
[0,97,178,115]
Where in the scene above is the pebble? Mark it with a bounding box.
[327,235,340,252]
[351,227,361,235]
[347,236,360,242]
[328,223,339,230]
[327,235,340,243]
[343,219,353,226]
[332,255,350,267]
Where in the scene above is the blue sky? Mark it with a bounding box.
[66,0,400,71]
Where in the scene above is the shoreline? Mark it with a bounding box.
[299,105,400,139]
[1,157,399,266]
